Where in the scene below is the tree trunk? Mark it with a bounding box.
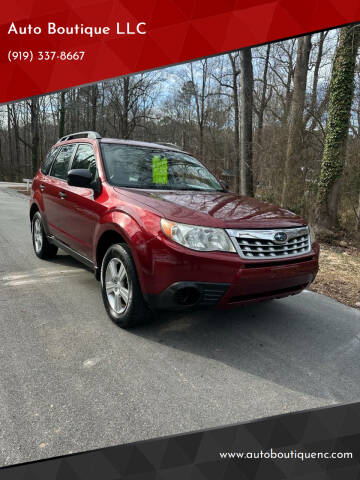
[281,35,312,210]
[0,131,4,180]
[121,77,130,138]
[281,44,295,130]
[11,104,21,181]
[305,31,326,128]
[239,47,254,196]
[7,105,14,181]
[30,97,40,176]
[257,43,271,147]
[228,53,240,193]
[316,26,360,229]
[190,60,208,162]
[58,91,66,139]
[199,61,207,161]
[75,89,80,131]
[90,84,98,131]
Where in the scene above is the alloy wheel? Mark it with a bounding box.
[33,218,43,253]
[105,258,130,314]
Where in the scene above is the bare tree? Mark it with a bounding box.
[239,48,254,196]
[90,85,98,131]
[6,105,14,181]
[281,35,312,210]
[30,97,40,175]
[304,31,327,127]
[107,74,160,139]
[228,53,240,193]
[58,91,66,139]
[189,59,210,161]
[254,43,271,147]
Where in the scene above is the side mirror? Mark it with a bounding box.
[68,169,93,188]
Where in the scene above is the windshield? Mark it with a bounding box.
[100,143,223,191]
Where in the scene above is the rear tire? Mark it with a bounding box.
[31,211,58,259]
[101,243,152,328]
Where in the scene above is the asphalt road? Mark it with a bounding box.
[1,185,360,467]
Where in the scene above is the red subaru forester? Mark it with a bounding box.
[30,131,319,328]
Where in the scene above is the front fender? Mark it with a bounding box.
[94,210,158,292]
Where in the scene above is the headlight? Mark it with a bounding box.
[308,224,316,245]
[161,219,236,252]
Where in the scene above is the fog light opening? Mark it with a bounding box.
[174,287,200,306]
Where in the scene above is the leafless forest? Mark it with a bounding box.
[1,25,360,239]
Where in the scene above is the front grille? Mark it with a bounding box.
[226,227,311,259]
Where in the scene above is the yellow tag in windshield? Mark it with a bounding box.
[152,156,168,184]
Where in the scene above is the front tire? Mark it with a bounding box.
[101,243,151,328]
[31,212,58,259]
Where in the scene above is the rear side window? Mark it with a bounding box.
[41,147,59,175]
[71,144,97,181]
[50,144,76,180]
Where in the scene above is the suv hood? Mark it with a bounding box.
[114,188,306,229]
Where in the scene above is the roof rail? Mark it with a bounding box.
[157,142,181,149]
[57,131,102,143]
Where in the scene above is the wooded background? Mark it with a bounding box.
[0,25,359,239]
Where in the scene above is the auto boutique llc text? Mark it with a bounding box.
[8,22,147,37]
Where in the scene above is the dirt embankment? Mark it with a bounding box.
[310,243,360,309]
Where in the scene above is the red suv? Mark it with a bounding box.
[30,131,319,328]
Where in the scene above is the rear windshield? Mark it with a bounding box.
[100,143,223,192]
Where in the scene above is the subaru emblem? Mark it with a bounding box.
[274,232,288,243]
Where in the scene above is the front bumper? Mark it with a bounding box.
[143,243,319,310]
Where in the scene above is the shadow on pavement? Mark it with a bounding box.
[51,252,94,273]
[46,253,360,404]
[133,294,360,403]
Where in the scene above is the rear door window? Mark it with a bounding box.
[50,144,76,180]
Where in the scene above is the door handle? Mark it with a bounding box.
[40,184,45,191]
[59,191,67,199]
